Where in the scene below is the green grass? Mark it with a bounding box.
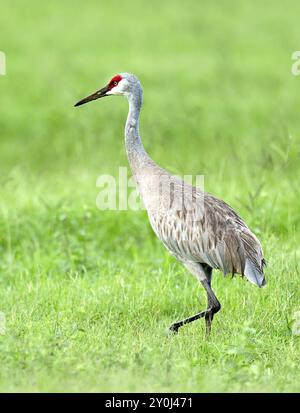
[0,0,300,392]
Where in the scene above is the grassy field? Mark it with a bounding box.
[0,0,300,392]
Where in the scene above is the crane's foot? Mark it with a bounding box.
[169,322,181,334]
[169,304,221,336]
[169,309,207,334]
[205,300,221,337]
[205,309,213,337]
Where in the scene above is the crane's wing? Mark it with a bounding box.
[147,182,266,287]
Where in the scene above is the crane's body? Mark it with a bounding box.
[75,73,266,335]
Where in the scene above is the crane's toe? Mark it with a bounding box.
[169,322,181,334]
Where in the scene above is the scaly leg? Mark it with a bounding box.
[169,263,221,335]
[202,276,221,336]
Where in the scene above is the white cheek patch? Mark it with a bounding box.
[107,87,122,96]
[107,79,128,95]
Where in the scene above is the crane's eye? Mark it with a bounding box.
[113,81,118,86]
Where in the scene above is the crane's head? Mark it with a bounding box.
[74,73,141,107]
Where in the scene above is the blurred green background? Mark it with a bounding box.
[0,0,299,392]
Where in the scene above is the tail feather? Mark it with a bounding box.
[244,258,266,287]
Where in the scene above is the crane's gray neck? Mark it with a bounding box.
[125,86,152,174]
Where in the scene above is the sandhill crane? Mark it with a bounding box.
[75,73,266,335]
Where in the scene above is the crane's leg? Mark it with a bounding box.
[169,263,221,336]
[202,274,221,336]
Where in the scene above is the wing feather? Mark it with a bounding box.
[147,184,266,287]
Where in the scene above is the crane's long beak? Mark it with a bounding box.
[74,85,110,107]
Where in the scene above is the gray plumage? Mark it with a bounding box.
[75,72,266,335]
